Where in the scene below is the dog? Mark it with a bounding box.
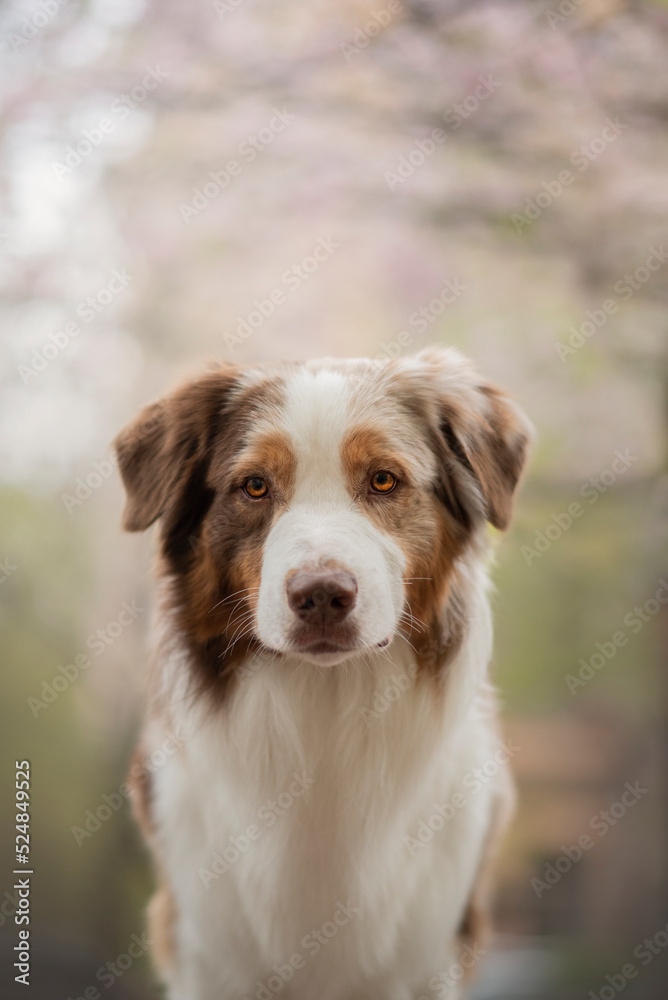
[114,348,531,1000]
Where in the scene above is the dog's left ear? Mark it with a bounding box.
[416,349,533,531]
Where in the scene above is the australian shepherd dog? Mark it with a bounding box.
[114,348,531,1000]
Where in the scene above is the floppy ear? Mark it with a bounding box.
[113,368,239,533]
[418,349,532,532]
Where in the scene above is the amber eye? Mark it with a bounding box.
[243,476,269,499]
[370,471,397,494]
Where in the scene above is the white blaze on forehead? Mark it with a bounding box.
[255,364,407,659]
[279,367,358,502]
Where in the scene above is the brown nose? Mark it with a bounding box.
[286,570,358,626]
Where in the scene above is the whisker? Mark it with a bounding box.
[225,595,256,621]
[226,613,255,644]
[399,609,429,632]
[219,612,257,657]
[226,607,256,632]
[394,626,419,655]
[401,598,429,629]
[208,587,260,615]
[220,622,258,659]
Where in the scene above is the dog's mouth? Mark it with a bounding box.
[289,624,359,659]
[279,627,394,664]
[298,639,352,656]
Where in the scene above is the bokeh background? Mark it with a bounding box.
[1,0,668,997]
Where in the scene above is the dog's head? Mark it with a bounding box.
[114,350,531,686]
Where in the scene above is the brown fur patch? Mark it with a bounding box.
[417,353,531,532]
[225,429,297,506]
[115,369,299,699]
[439,384,530,532]
[172,425,297,697]
[341,423,472,678]
[114,368,239,534]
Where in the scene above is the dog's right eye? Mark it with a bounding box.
[243,477,269,499]
[370,471,397,494]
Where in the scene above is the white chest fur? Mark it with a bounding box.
[146,604,504,1000]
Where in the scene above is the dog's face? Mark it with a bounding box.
[115,350,531,682]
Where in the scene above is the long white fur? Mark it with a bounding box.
[142,364,509,1000]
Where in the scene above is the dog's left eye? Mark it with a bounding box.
[370,471,397,494]
[243,477,269,499]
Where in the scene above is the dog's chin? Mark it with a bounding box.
[260,633,395,668]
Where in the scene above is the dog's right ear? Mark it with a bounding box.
[113,368,239,533]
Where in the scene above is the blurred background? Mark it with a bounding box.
[1,0,667,997]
